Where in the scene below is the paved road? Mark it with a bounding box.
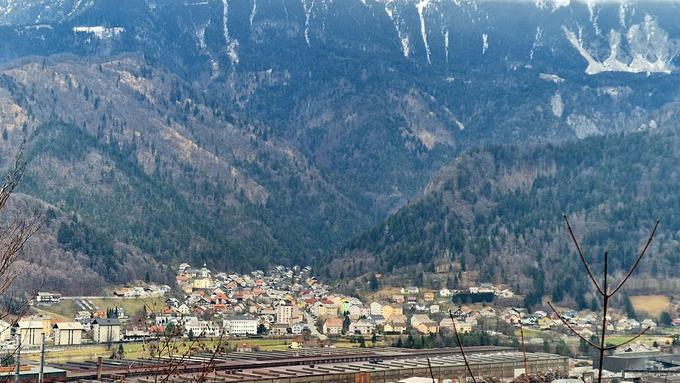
[61,296,107,299]
[304,312,327,340]
[62,296,150,300]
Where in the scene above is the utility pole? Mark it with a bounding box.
[96,356,103,380]
[38,333,45,383]
[14,333,20,383]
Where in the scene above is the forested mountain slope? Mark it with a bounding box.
[1,56,365,274]
[335,127,680,306]
[1,0,680,291]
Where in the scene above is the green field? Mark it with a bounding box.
[38,297,166,319]
[92,297,167,315]
[514,328,545,339]
[35,300,80,319]
[28,338,359,363]
[25,345,112,363]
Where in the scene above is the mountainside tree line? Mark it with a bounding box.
[0,54,369,282]
[4,1,680,294]
[332,127,680,308]
[19,119,359,274]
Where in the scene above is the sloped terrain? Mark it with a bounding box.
[335,127,680,306]
[1,56,367,274]
[0,1,680,291]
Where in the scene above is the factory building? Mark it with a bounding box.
[46,347,567,382]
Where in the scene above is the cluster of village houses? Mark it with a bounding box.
[2,264,669,349]
[170,264,492,338]
[162,264,666,341]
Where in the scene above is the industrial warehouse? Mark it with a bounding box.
[23,346,569,382]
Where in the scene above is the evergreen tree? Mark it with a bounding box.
[660,311,673,326]
[555,339,570,356]
[623,295,636,319]
[413,272,424,287]
[590,297,599,312]
[369,274,379,291]
[106,308,117,318]
[342,315,351,334]
[406,334,414,348]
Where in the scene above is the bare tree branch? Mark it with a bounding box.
[448,310,477,383]
[547,302,600,349]
[603,326,651,351]
[596,251,609,383]
[0,142,45,372]
[563,215,605,296]
[0,141,27,211]
[519,322,529,383]
[560,215,659,383]
[193,331,226,383]
[610,220,659,296]
[427,357,436,383]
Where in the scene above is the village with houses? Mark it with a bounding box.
[2,262,676,360]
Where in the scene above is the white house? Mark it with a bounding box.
[349,319,375,335]
[348,305,367,320]
[35,292,62,304]
[92,318,121,343]
[53,322,84,345]
[12,320,45,346]
[641,319,657,330]
[401,287,419,294]
[276,303,293,324]
[184,319,221,338]
[322,317,343,335]
[496,289,514,298]
[0,320,10,343]
[165,297,180,308]
[223,316,258,336]
[178,263,191,273]
[291,323,308,334]
[369,302,384,316]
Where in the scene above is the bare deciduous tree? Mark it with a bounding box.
[138,301,227,383]
[0,146,42,367]
[0,148,42,304]
[448,309,478,383]
[548,215,659,383]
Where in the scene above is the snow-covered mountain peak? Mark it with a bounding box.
[564,14,678,74]
[1,0,680,76]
